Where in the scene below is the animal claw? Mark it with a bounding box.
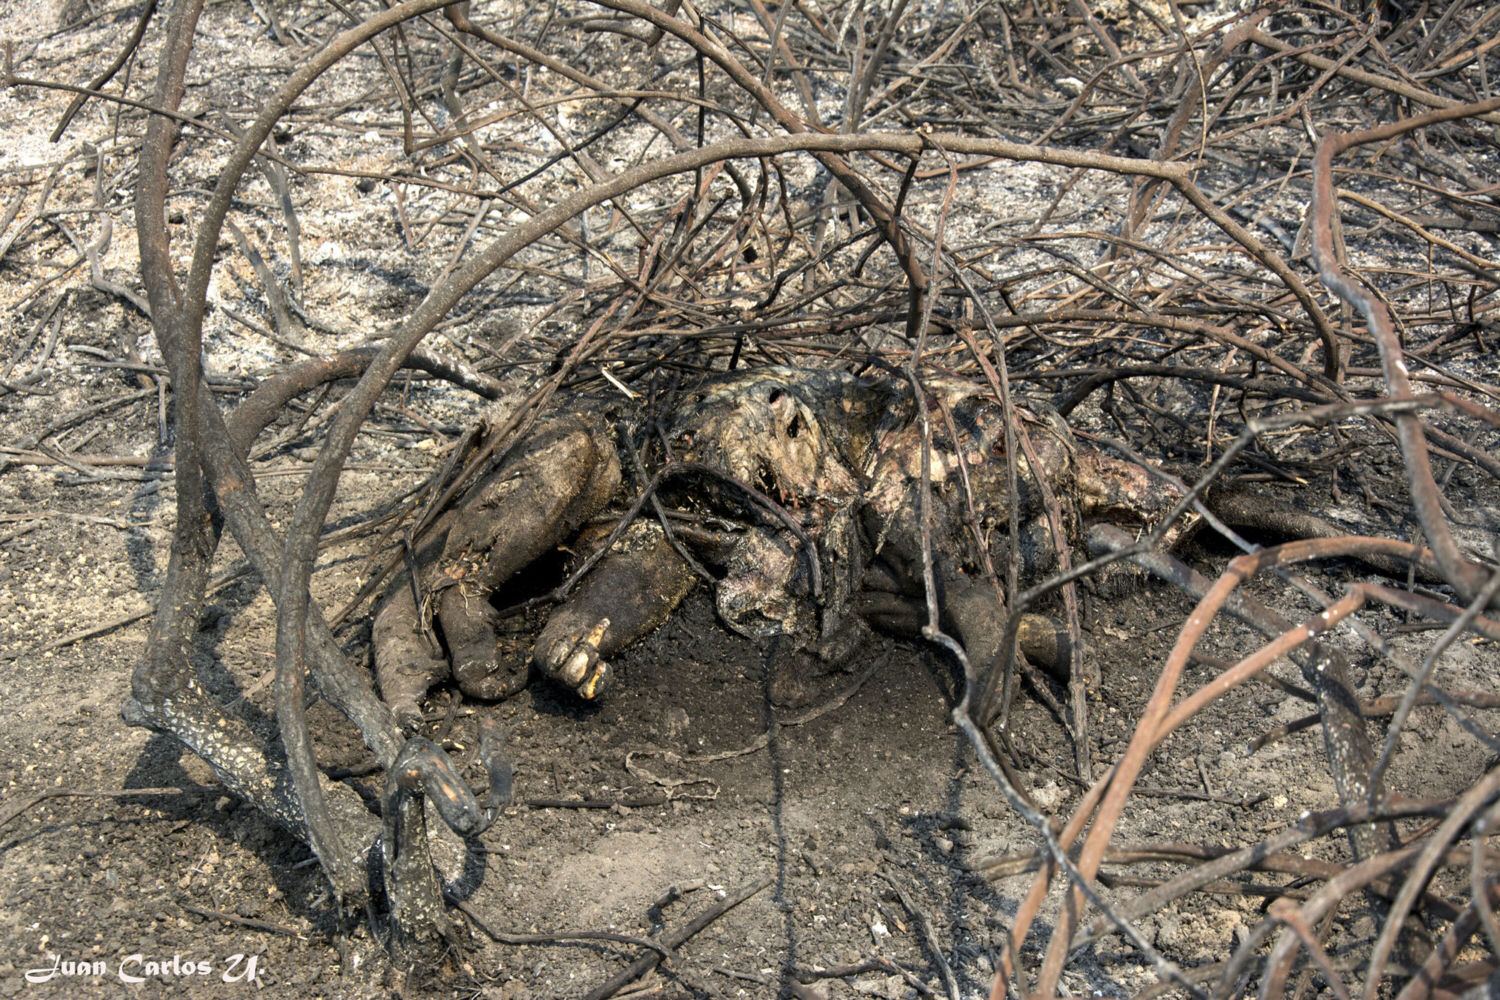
[542,618,612,698]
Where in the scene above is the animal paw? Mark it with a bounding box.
[535,618,612,699]
[451,638,531,701]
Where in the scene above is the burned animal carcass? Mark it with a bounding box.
[372,366,1185,725]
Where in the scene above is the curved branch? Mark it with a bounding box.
[1309,99,1500,607]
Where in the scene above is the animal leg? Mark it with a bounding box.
[533,521,697,698]
[857,573,1069,679]
[371,508,459,729]
[941,579,1071,680]
[858,496,1070,678]
[438,415,621,700]
[373,583,451,729]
